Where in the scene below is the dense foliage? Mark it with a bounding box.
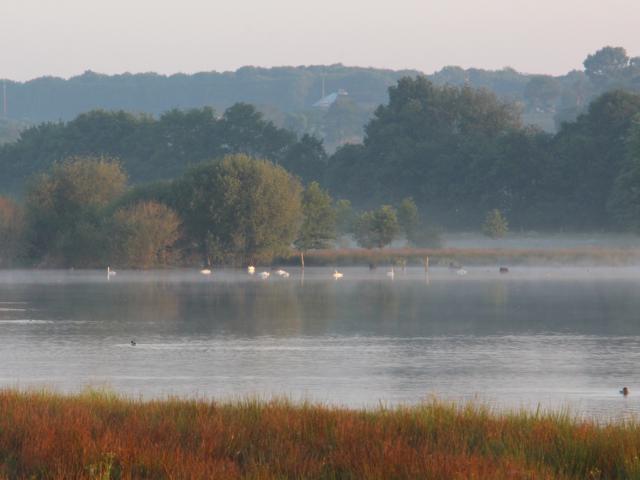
[174,154,303,266]
[3,60,640,237]
[328,79,640,230]
[110,201,181,268]
[11,155,338,268]
[0,104,323,194]
[25,157,127,266]
[354,206,400,249]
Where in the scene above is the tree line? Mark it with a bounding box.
[2,70,640,233]
[327,76,640,230]
[0,103,327,194]
[2,46,638,142]
[0,156,428,268]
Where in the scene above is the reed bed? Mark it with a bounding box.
[279,247,640,267]
[1,390,639,479]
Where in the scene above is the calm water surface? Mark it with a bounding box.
[1,267,640,419]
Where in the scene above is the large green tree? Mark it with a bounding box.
[354,205,399,249]
[25,156,127,266]
[110,201,181,268]
[327,76,522,225]
[174,154,302,265]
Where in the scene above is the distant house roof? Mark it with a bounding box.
[313,89,348,108]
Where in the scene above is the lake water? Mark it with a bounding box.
[1,267,640,419]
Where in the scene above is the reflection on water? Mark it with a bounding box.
[1,267,640,419]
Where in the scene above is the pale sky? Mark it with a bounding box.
[3,0,640,81]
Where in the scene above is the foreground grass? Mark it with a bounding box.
[1,390,639,479]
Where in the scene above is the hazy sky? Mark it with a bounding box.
[3,0,640,81]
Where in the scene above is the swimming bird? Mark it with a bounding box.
[386,267,395,279]
[499,267,509,274]
[332,270,344,279]
[259,271,270,279]
[200,268,212,275]
[275,269,290,278]
[456,268,468,276]
[621,387,629,396]
[107,266,116,279]
[247,265,256,275]
[130,339,136,346]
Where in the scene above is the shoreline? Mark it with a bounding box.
[279,246,640,267]
[4,246,640,271]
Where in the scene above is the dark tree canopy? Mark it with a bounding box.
[0,104,318,195]
[328,76,523,225]
[584,47,631,86]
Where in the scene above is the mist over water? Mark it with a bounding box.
[1,267,639,419]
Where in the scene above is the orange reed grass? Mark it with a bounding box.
[0,390,639,479]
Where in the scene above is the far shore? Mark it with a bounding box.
[4,246,640,270]
[279,246,640,267]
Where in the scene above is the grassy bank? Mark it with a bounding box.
[279,247,640,267]
[0,390,639,479]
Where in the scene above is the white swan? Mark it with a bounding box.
[386,267,395,279]
[200,268,212,275]
[456,268,468,276]
[332,270,343,279]
[247,265,256,275]
[107,266,116,279]
[275,269,290,278]
[259,271,270,279]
